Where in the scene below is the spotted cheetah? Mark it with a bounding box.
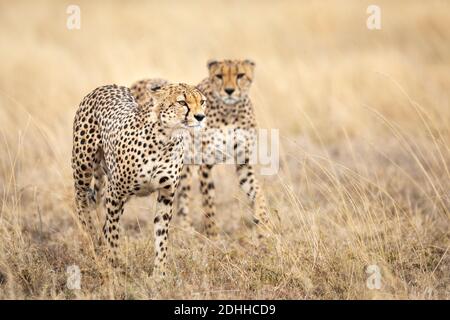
[130,78,169,107]
[131,59,269,238]
[71,83,206,275]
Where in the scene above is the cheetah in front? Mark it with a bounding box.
[71,83,206,276]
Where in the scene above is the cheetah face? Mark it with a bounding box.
[155,83,207,129]
[207,59,255,105]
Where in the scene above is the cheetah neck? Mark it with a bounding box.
[149,119,188,147]
[216,97,247,124]
[134,102,188,147]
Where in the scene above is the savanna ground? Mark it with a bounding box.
[0,0,449,299]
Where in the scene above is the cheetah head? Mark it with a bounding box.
[153,83,207,129]
[207,59,255,105]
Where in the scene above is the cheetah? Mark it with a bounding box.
[71,83,206,276]
[130,78,169,106]
[131,59,269,238]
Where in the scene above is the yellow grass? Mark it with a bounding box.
[0,0,449,299]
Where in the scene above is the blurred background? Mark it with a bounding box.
[0,0,448,299]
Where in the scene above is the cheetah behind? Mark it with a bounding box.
[130,60,269,238]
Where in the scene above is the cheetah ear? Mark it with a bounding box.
[150,84,163,92]
[243,59,255,68]
[148,79,169,92]
[207,59,219,70]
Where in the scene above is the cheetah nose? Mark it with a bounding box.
[224,88,235,95]
[194,114,205,122]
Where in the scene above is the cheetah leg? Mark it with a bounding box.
[90,151,105,208]
[73,160,97,241]
[85,150,105,245]
[236,163,270,237]
[74,184,96,240]
[72,112,102,243]
[153,188,175,277]
[102,185,124,267]
[175,165,193,228]
[198,164,218,238]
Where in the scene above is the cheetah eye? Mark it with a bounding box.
[178,101,188,106]
[237,73,245,79]
[215,74,223,80]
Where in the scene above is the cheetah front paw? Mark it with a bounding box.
[152,265,168,280]
[205,222,219,239]
[178,215,194,231]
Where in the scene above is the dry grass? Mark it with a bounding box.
[0,0,449,299]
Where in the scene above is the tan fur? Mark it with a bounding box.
[71,83,206,276]
[131,59,269,238]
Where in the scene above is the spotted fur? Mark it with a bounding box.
[130,78,169,107]
[71,83,206,276]
[131,59,269,238]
